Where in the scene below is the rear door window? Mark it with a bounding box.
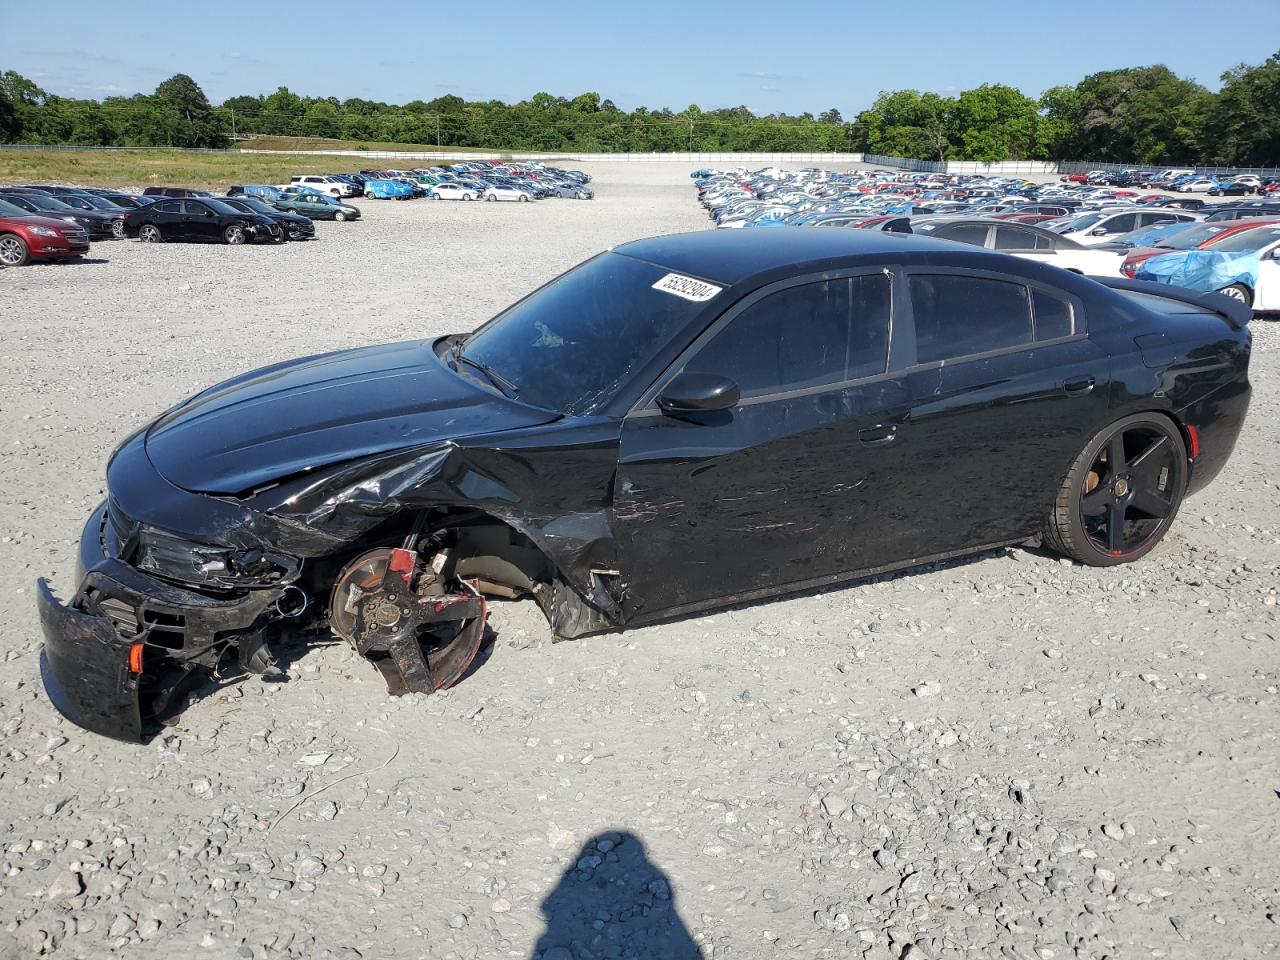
[994,226,1038,251]
[934,224,991,247]
[908,274,1033,363]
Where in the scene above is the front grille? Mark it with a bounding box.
[63,228,88,243]
[83,586,186,649]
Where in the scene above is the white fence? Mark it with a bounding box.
[864,153,1280,179]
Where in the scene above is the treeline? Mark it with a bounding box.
[2,52,1278,165]
[861,55,1280,166]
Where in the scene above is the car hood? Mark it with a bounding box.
[7,214,82,232]
[144,340,558,495]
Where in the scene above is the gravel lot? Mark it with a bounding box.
[1,162,1278,960]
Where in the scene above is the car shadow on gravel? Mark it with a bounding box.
[530,831,703,960]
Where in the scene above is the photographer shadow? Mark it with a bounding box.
[530,831,703,960]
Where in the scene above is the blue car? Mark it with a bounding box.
[229,184,282,202]
[363,179,415,200]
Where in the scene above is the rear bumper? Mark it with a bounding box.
[38,503,281,742]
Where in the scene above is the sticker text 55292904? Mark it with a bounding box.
[651,273,723,303]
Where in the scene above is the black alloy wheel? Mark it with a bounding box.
[1044,414,1188,566]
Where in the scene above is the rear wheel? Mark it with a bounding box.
[138,224,163,243]
[519,194,529,202]
[1218,283,1253,306]
[1044,414,1188,566]
[0,233,30,266]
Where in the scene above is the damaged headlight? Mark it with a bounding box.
[134,528,299,589]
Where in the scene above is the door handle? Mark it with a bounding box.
[859,424,898,446]
[1063,375,1096,396]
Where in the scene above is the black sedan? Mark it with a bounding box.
[0,191,122,239]
[122,197,281,244]
[218,195,315,240]
[37,230,1251,741]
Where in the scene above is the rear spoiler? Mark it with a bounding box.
[1091,276,1252,330]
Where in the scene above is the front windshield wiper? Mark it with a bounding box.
[453,348,519,399]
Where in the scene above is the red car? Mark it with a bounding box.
[141,186,211,198]
[0,200,91,266]
[1120,218,1280,277]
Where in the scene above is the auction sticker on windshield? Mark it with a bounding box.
[652,273,723,302]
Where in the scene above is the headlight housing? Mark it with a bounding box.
[133,527,300,590]
[29,226,60,238]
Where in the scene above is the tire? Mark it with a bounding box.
[138,224,163,243]
[0,233,30,266]
[1043,413,1188,566]
[335,211,347,222]
[486,193,496,202]
[111,219,126,239]
[1217,283,1253,306]
[519,194,529,202]
[223,224,247,245]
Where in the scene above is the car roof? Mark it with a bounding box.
[613,228,968,285]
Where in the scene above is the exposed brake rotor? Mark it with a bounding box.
[329,548,487,696]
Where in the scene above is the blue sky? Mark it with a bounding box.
[3,0,1278,116]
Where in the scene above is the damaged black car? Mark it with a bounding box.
[38,230,1252,741]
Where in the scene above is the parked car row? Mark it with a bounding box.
[229,161,594,204]
[691,167,1280,311]
[1061,168,1279,196]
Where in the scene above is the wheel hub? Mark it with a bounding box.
[1112,477,1130,498]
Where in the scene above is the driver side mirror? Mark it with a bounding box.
[657,372,740,414]
[1090,227,1108,236]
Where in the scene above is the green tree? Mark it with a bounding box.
[1073,65,1212,164]
[952,84,1040,161]
[1204,52,1280,165]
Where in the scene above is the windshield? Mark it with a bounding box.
[203,198,243,216]
[227,197,272,214]
[459,252,709,416]
[1208,225,1280,253]
[1060,212,1104,231]
[81,195,121,210]
[57,195,93,210]
[4,194,64,211]
[1156,223,1240,249]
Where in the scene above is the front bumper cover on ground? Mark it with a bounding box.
[37,503,282,742]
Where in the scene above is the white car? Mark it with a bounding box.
[431,183,478,201]
[1056,209,1201,246]
[916,219,1127,276]
[1178,179,1216,193]
[483,185,531,202]
[289,175,359,198]
[1174,222,1280,310]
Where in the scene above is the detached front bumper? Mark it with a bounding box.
[38,503,282,742]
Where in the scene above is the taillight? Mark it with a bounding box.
[1186,424,1200,460]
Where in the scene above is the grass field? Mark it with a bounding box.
[0,140,508,191]
[240,135,493,155]
[0,150,375,190]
